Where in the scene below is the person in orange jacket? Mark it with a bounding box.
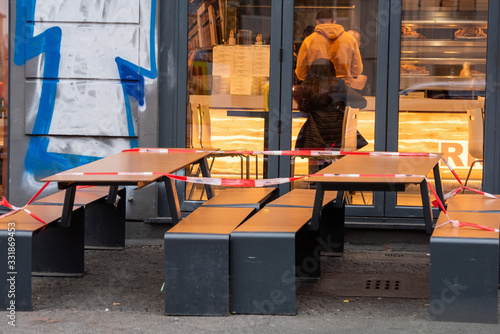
[295,9,363,88]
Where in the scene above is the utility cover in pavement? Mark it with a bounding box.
[310,273,429,299]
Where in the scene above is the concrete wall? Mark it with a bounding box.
[10,0,159,220]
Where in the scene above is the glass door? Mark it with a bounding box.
[180,0,492,225]
[0,3,7,198]
[394,0,488,216]
[289,0,379,209]
[184,0,383,212]
[186,0,278,200]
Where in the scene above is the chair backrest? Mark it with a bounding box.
[188,103,201,148]
[341,106,359,151]
[198,104,214,148]
[467,108,483,160]
[189,103,214,149]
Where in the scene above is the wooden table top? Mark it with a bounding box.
[306,154,441,184]
[41,149,213,184]
[432,211,500,239]
[446,194,500,212]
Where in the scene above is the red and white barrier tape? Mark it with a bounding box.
[318,173,422,178]
[0,181,50,225]
[427,179,500,233]
[59,171,309,187]
[435,219,500,233]
[122,147,442,158]
[6,149,497,233]
[58,168,499,233]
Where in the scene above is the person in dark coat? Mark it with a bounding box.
[293,58,368,150]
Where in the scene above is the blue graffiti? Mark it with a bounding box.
[15,0,158,178]
[15,0,98,178]
[14,0,61,135]
[115,0,158,143]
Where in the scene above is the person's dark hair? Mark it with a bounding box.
[293,58,339,112]
[316,9,334,23]
[347,29,362,46]
[303,25,315,38]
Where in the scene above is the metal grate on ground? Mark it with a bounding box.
[297,251,430,299]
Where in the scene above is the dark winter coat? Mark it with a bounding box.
[294,79,368,149]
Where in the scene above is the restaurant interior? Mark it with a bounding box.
[185,0,487,213]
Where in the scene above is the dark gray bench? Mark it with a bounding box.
[430,210,499,323]
[230,189,340,315]
[446,193,500,279]
[0,204,85,311]
[33,186,126,249]
[164,187,276,316]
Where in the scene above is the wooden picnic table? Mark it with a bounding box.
[306,154,445,234]
[42,148,215,226]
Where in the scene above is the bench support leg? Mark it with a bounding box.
[85,188,126,249]
[320,199,345,253]
[164,233,230,316]
[295,227,321,280]
[0,230,34,311]
[231,232,297,315]
[32,207,85,276]
[430,237,499,323]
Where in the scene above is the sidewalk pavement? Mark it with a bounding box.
[2,231,499,333]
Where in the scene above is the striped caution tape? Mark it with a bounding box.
[318,173,421,178]
[57,169,499,232]
[435,219,500,233]
[13,149,498,232]
[122,147,442,158]
[59,171,309,187]
[428,179,500,233]
[0,181,51,225]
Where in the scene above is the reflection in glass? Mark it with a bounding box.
[0,7,8,197]
[399,0,488,206]
[186,1,272,199]
[291,1,377,206]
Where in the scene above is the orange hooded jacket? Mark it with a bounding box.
[295,23,363,86]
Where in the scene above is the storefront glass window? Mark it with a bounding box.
[186,1,272,199]
[399,0,488,207]
[0,3,8,197]
[291,0,378,206]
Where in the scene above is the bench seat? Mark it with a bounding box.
[201,187,276,209]
[164,207,255,316]
[33,186,126,249]
[230,189,341,315]
[0,205,85,311]
[446,194,500,278]
[164,187,278,316]
[265,188,338,208]
[266,189,343,252]
[430,211,499,323]
[446,194,500,212]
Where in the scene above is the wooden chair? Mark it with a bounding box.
[187,103,247,199]
[463,108,484,191]
[340,106,359,151]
